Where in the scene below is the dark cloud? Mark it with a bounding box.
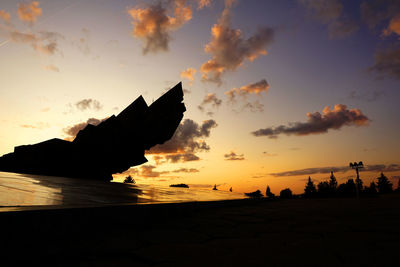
[270,164,400,177]
[63,118,107,139]
[299,0,359,38]
[361,0,400,32]
[149,118,217,164]
[200,0,274,85]
[241,100,264,113]
[224,151,245,161]
[75,99,103,111]
[348,89,385,102]
[127,0,192,54]
[252,104,369,138]
[150,119,217,154]
[198,93,222,112]
[172,168,199,173]
[139,165,169,177]
[369,46,400,80]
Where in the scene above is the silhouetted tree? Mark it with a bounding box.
[329,171,337,191]
[304,176,317,197]
[317,181,331,197]
[266,185,275,198]
[364,181,377,196]
[280,188,293,199]
[337,179,356,197]
[377,172,393,194]
[356,177,363,193]
[123,175,135,184]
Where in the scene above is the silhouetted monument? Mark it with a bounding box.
[0,82,186,181]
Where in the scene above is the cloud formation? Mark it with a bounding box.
[252,104,369,138]
[299,0,359,38]
[172,168,199,173]
[348,89,385,102]
[224,151,245,161]
[20,122,49,129]
[198,0,212,9]
[180,67,196,85]
[165,153,200,163]
[200,0,274,85]
[361,0,400,32]
[75,99,103,111]
[0,10,11,22]
[369,46,400,80]
[225,79,269,102]
[63,118,107,140]
[17,1,42,24]
[383,14,400,36]
[8,30,63,55]
[198,93,222,113]
[270,164,400,177]
[43,64,59,72]
[127,0,192,54]
[150,119,217,154]
[149,118,217,164]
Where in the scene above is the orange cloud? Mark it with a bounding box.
[127,0,192,54]
[18,1,42,24]
[383,14,400,36]
[198,0,211,9]
[225,79,269,101]
[0,10,11,22]
[200,0,274,85]
[180,67,196,84]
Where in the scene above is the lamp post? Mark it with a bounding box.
[349,161,364,199]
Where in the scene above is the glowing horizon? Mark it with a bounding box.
[1,0,399,194]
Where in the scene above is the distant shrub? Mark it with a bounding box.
[169,183,189,188]
[266,186,275,199]
[280,188,293,199]
[245,190,263,198]
[377,172,393,194]
[123,175,135,184]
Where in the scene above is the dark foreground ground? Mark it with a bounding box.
[1,195,399,266]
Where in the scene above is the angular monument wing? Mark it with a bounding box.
[0,82,186,181]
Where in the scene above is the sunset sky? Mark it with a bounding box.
[1,0,400,194]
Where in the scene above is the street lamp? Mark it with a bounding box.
[349,161,364,198]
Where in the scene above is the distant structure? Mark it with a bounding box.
[0,82,186,181]
[213,184,218,190]
[169,183,189,188]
